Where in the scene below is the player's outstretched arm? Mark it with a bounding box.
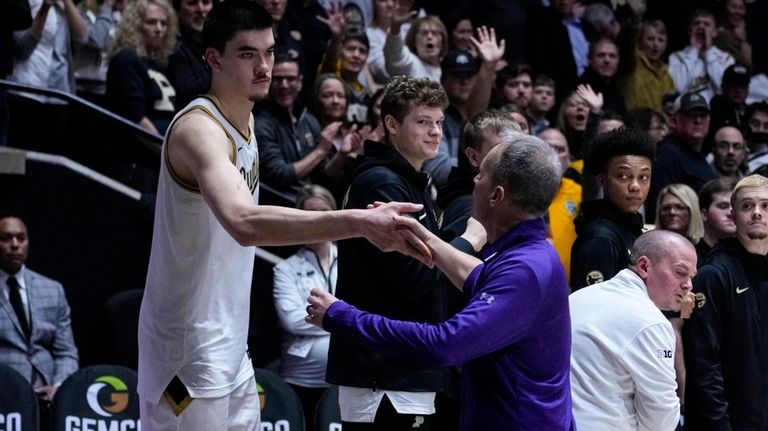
[166,111,433,264]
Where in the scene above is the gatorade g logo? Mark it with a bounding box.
[86,376,129,416]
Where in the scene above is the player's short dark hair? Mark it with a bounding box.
[585,127,656,174]
[202,0,273,52]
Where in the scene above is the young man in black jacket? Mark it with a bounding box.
[570,127,655,291]
[683,174,768,430]
[326,76,448,430]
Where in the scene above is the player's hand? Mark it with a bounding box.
[364,202,434,266]
[305,288,339,327]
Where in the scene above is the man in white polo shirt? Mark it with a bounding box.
[569,230,696,430]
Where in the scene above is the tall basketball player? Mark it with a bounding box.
[137,1,431,429]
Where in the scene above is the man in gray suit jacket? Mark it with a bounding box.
[0,212,78,400]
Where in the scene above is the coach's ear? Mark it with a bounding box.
[489,184,505,207]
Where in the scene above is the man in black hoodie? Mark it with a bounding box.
[570,127,655,291]
[326,76,448,430]
[683,174,768,430]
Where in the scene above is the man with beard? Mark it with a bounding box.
[138,3,433,428]
[683,175,768,430]
[495,63,533,110]
[710,126,748,178]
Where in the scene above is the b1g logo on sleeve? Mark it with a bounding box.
[657,350,673,359]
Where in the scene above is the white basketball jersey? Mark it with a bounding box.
[138,96,259,404]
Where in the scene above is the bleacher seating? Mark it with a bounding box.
[315,386,342,431]
[51,365,139,431]
[104,289,144,370]
[0,363,39,431]
[253,367,306,431]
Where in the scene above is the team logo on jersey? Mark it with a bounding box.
[695,292,707,309]
[480,293,495,304]
[86,376,130,416]
[240,158,259,194]
[586,270,604,285]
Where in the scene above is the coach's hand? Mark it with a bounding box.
[306,288,339,328]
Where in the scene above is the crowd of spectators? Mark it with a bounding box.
[4,0,768,192]
[3,0,768,429]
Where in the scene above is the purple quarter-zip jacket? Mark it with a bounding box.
[323,218,575,430]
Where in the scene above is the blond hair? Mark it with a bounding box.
[731,174,768,207]
[655,183,705,243]
[109,0,178,68]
